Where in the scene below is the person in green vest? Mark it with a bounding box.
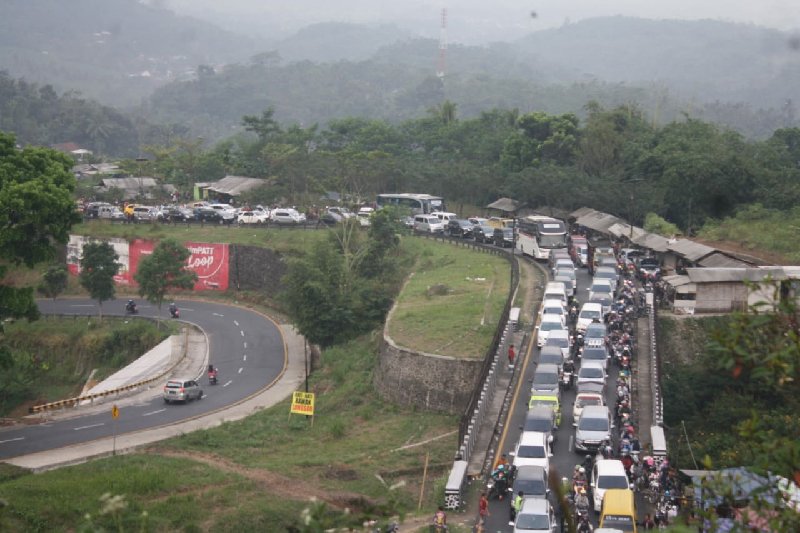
[509,490,524,525]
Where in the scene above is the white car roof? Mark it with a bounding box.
[542,299,565,308]
[519,430,548,445]
[547,329,570,339]
[540,314,564,324]
[595,459,627,476]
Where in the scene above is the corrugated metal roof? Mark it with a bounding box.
[698,253,751,268]
[101,177,160,189]
[663,274,692,287]
[686,267,789,283]
[667,239,717,261]
[205,175,268,196]
[569,207,594,219]
[632,232,671,252]
[607,222,647,240]
[575,211,621,233]
[486,197,521,212]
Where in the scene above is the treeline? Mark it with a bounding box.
[144,51,798,142]
[136,103,800,236]
[0,71,193,157]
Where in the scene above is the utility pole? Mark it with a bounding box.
[436,8,447,79]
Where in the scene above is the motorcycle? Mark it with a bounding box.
[169,306,180,319]
[208,367,218,385]
[125,301,138,315]
[561,364,574,389]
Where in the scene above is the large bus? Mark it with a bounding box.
[516,215,568,260]
[375,193,445,215]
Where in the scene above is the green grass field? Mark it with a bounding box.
[73,219,330,255]
[387,238,510,358]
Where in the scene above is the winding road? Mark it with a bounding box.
[0,299,286,460]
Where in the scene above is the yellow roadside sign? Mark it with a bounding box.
[112,404,119,419]
[290,391,315,416]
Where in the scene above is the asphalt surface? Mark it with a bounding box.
[0,298,286,460]
[483,262,623,531]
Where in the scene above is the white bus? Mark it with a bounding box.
[375,193,445,215]
[516,215,568,260]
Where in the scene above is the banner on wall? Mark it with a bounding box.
[68,236,229,291]
[66,235,131,284]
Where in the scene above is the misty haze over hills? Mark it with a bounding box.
[1,0,799,145]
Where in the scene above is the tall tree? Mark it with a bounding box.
[241,107,281,143]
[134,239,197,325]
[79,242,120,321]
[0,132,80,368]
[38,264,68,301]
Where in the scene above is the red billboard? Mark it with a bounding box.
[128,240,229,291]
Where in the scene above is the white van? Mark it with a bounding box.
[537,313,566,347]
[591,459,630,512]
[544,282,568,307]
[577,302,603,332]
[431,211,459,225]
[413,214,445,234]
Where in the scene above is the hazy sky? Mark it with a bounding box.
[165,0,800,43]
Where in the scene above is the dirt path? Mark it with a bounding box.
[516,256,544,326]
[151,448,375,511]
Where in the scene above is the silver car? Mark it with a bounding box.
[163,378,203,403]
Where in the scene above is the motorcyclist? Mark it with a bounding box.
[573,466,587,495]
[581,454,593,473]
[169,302,178,316]
[126,299,136,313]
[562,358,575,382]
[208,364,218,384]
[575,486,590,517]
[489,464,509,499]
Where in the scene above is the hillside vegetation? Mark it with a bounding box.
[0,317,169,416]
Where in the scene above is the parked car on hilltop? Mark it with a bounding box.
[473,224,494,243]
[237,210,269,225]
[271,208,306,225]
[447,219,474,238]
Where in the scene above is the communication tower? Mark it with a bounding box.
[436,8,447,78]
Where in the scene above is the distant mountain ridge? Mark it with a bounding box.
[0,0,262,106]
[513,16,800,108]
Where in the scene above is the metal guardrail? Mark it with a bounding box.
[29,324,190,413]
[649,298,664,427]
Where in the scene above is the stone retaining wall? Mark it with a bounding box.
[374,334,483,414]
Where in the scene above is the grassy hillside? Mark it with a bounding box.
[0,335,457,531]
[388,239,510,358]
[0,317,171,416]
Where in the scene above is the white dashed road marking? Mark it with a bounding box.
[240,330,244,337]
[223,380,233,387]
[238,367,243,374]
[0,437,24,444]
[74,423,104,431]
[234,320,239,327]
[243,354,247,361]
[142,409,166,417]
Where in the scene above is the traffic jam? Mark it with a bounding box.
[479,226,672,533]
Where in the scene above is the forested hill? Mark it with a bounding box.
[0,0,261,107]
[513,17,800,110]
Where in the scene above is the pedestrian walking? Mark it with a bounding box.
[431,506,447,532]
[478,491,489,529]
[508,343,516,368]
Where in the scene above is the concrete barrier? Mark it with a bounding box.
[29,328,190,414]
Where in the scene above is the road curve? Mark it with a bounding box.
[0,298,286,460]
